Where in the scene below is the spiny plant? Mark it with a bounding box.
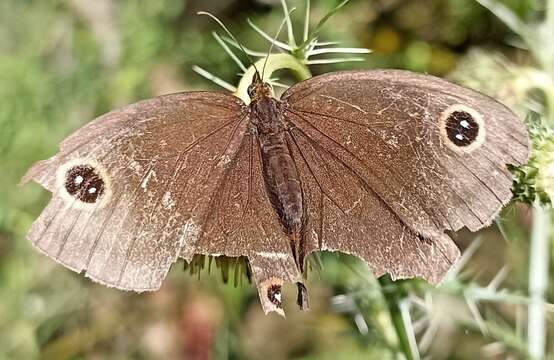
[186,1,554,359]
[440,1,554,359]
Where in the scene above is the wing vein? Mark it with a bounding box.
[287,130,349,215]
[286,108,446,233]
[196,115,249,246]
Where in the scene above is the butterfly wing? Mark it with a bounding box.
[282,69,529,282]
[285,127,460,284]
[22,92,249,292]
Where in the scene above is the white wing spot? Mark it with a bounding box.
[256,251,289,260]
[219,154,232,165]
[141,170,156,191]
[180,219,200,243]
[162,191,174,209]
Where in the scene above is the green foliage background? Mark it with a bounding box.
[0,0,552,359]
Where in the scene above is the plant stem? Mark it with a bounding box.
[528,203,551,359]
[235,54,311,103]
[548,0,554,31]
[379,275,419,360]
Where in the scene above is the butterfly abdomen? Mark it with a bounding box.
[253,97,305,236]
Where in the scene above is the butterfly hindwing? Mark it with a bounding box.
[193,133,302,314]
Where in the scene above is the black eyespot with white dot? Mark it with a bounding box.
[267,284,283,308]
[444,110,479,147]
[64,165,105,203]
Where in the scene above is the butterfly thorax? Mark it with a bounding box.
[251,94,305,242]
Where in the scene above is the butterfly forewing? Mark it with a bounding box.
[286,120,459,283]
[283,70,528,239]
[280,69,528,282]
[23,92,248,291]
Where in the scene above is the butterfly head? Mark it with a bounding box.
[247,72,272,101]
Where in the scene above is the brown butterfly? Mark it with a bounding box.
[22,68,529,316]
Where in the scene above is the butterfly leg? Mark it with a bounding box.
[288,231,310,311]
[296,282,309,310]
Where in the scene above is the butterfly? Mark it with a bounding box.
[22,68,529,316]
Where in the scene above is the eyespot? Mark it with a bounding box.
[64,164,105,203]
[56,159,111,209]
[267,283,283,308]
[439,104,486,153]
[259,276,285,313]
[445,111,479,146]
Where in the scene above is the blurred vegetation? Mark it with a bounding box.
[1,0,553,359]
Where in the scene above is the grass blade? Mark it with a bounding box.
[474,0,528,38]
[280,0,297,48]
[212,32,247,71]
[305,57,364,65]
[303,0,310,42]
[247,18,292,51]
[220,36,268,57]
[300,0,350,49]
[306,47,371,56]
[192,66,237,92]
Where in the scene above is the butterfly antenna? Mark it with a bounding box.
[198,11,260,76]
[261,14,291,82]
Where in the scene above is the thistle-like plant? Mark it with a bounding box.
[193,0,370,103]
[189,2,554,360]
[441,1,554,359]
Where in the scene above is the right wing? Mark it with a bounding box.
[284,124,460,284]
